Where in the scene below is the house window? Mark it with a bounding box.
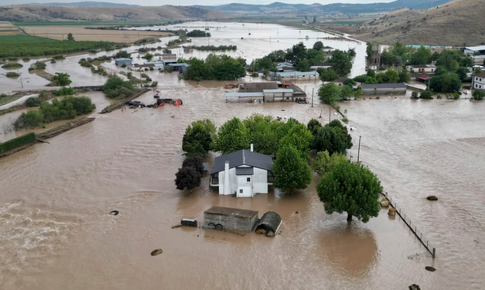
[240,189,243,194]
[247,177,251,182]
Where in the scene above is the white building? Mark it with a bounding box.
[310,62,332,70]
[406,64,436,73]
[472,72,485,91]
[464,45,485,55]
[322,46,334,53]
[209,146,273,198]
[269,70,319,81]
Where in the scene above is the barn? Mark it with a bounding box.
[361,83,407,96]
[204,206,259,231]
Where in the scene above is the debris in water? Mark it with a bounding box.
[109,210,119,216]
[295,211,299,214]
[171,224,182,229]
[427,196,438,201]
[425,266,436,272]
[409,284,421,290]
[151,249,163,256]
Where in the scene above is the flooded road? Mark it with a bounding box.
[0,22,484,290]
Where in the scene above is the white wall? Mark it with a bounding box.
[217,167,269,196]
[252,168,268,194]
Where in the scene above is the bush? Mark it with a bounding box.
[411,91,419,99]
[420,90,433,99]
[22,58,30,62]
[31,61,46,70]
[251,72,259,77]
[25,97,42,107]
[102,77,134,99]
[2,62,23,69]
[453,93,460,100]
[472,90,485,100]
[54,87,75,96]
[13,111,44,129]
[0,133,36,154]
[6,72,20,78]
[150,81,158,87]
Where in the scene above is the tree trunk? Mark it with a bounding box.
[347,213,352,222]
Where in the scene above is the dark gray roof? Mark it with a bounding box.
[236,167,254,175]
[361,83,407,90]
[209,149,273,175]
[204,206,258,218]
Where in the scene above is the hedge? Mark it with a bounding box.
[0,132,36,154]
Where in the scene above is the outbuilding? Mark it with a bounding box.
[361,83,407,95]
[406,64,436,74]
[263,89,294,102]
[255,211,282,237]
[115,58,132,66]
[268,71,319,81]
[204,206,259,231]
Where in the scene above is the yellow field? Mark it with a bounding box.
[22,25,172,43]
[0,21,21,36]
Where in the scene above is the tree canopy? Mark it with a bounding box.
[182,119,216,156]
[272,145,312,194]
[185,54,245,81]
[51,72,72,87]
[330,50,352,76]
[311,150,348,176]
[317,161,382,223]
[175,167,201,192]
[212,117,249,154]
[279,123,314,160]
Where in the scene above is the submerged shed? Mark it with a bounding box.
[255,211,282,237]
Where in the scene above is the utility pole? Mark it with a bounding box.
[328,106,331,123]
[357,135,362,163]
[311,88,314,107]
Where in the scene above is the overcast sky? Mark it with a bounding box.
[1,0,395,6]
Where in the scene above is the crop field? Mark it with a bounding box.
[0,35,56,43]
[13,20,172,27]
[22,25,172,43]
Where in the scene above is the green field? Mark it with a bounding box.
[0,35,56,43]
[13,20,173,27]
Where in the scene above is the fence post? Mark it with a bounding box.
[432,248,436,258]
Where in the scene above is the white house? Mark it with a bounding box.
[322,46,334,53]
[464,45,485,56]
[406,64,436,73]
[209,145,273,198]
[268,70,319,81]
[472,71,485,91]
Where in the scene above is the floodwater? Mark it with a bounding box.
[0,22,484,290]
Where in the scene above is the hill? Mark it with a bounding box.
[356,0,485,46]
[195,0,454,16]
[0,4,232,22]
[31,2,139,7]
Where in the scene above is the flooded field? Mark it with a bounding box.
[0,22,484,290]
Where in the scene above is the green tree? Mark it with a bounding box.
[296,59,310,72]
[311,150,348,176]
[456,67,468,82]
[174,167,201,192]
[182,156,205,175]
[212,117,249,154]
[243,114,280,155]
[287,42,307,64]
[473,90,485,100]
[318,68,339,82]
[307,119,322,136]
[366,42,373,60]
[313,41,324,51]
[353,74,369,83]
[339,85,354,100]
[429,73,461,93]
[13,110,44,129]
[51,73,72,87]
[474,67,483,74]
[367,69,376,77]
[143,53,154,61]
[307,49,324,64]
[436,50,460,71]
[182,119,216,156]
[316,161,382,222]
[272,146,312,194]
[410,46,431,65]
[67,33,75,41]
[331,50,352,76]
[102,76,134,98]
[460,57,473,67]
[318,82,340,104]
[364,76,378,84]
[279,123,314,160]
[385,69,399,83]
[434,66,448,76]
[420,90,433,99]
[398,69,410,82]
[185,58,212,81]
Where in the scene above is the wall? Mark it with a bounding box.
[362,88,406,96]
[252,167,268,194]
[204,213,258,232]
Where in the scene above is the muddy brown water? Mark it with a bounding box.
[1,22,484,290]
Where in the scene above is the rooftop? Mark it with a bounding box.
[475,72,485,78]
[465,46,485,51]
[408,64,436,68]
[225,92,264,98]
[277,71,319,77]
[263,89,294,93]
[209,149,273,175]
[204,206,258,218]
[311,62,332,66]
[114,58,131,61]
[361,83,407,89]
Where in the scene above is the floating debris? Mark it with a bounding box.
[425,266,436,272]
[151,249,163,256]
[427,196,438,201]
[109,210,119,216]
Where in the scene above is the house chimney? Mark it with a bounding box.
[223,160,230,195]
[250,141,254,152]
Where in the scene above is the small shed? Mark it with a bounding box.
[204,206,259,231]
[263,89,294,102]
[115,58,132,66]
[255,211,282,237]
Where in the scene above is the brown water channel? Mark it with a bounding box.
[0,22,484,290]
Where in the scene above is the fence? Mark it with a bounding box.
[382,192,436,258]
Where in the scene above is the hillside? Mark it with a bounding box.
[0,4,232,22]
[195,0,454,16]
[357,0,485,46]
[31,2,139,7]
